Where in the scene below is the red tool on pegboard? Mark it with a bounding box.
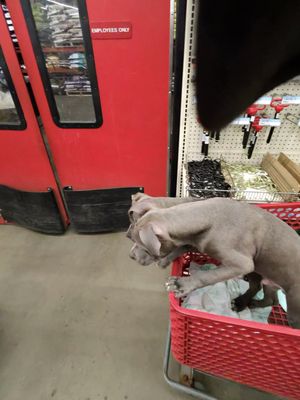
[248,116,264,159]
[266,97,289,143]
[242,104,266,148]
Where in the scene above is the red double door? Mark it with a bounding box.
[1,0,171,233]
[0,6,67,233]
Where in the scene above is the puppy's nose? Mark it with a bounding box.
[128,210,137,224]
[128,209,139,223]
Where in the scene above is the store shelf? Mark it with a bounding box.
[47,67,85,75]
[42,46,84,53]
[66,91,92,96]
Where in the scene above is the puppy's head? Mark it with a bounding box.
[133,221,175,261]
[129,243,156,266]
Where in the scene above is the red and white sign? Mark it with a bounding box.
[90,21,132,40]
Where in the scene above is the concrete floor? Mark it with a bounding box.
[0,225,191,400]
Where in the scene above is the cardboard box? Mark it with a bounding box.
[278,153,300,184]
[261,153,300,200]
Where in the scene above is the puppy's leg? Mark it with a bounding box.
[156,245,193,269]
[233,272,262,312]
[249,285,279,308]
[286,285,300,329]
[166,251,254,298]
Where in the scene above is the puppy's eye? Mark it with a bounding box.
[141,248,152,257]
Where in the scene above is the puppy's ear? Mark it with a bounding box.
[139,223,170,257]
[128,201,151,223]
[131,193,150,203]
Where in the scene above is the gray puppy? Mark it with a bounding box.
[128,195,300,328]
[127,193,196,267]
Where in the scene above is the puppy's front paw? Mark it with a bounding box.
[232,295,248,312]
[165,276,198,298]
[157,258,171,269]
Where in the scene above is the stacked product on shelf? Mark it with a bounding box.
[31,1,92,97]
[47,4,82,47]
[68,53,86,69]
[64,75,91,95]
[46,54,69,69]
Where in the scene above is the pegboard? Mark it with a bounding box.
[176,0,300,196]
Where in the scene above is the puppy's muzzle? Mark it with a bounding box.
[126,224,134,240]
[129,249,136,261]
[129,243,155,266]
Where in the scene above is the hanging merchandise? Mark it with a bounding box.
[242,104,266,149]
[204,131,209,156]
[201,130,206,154]
[247,116,264,159]
[215,130,221,142]
[266,97,289,143]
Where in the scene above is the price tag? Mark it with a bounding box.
[255,96,272,105]
[231,117,250,125]
[259,118,281,127]
[282,96,300,104]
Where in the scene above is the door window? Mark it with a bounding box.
[22,0,102,128]
[0,47,26,130]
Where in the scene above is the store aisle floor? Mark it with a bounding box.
[0,226,190,400]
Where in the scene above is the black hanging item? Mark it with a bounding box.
[242,104,266,148]
[204,132,210,156]
[247,116,264,159]
[201,131,206,154]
